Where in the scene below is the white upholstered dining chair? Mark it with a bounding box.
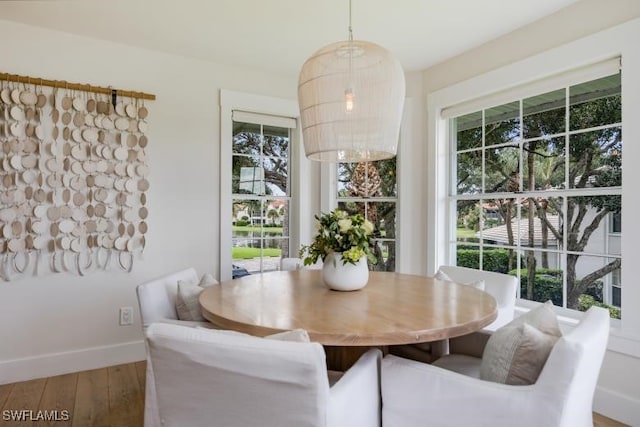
[136,267,217,329]
[136,267,218,427]
[280,257,304,271]
[437,265,518,331]
[381,306,610,427]
[390,265,518,362]
[280,257,323,271]
[145,322,382,427]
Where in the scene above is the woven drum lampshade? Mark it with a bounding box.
[298,39,405,162]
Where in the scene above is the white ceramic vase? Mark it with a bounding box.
[322,252,369,291]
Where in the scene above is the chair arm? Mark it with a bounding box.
[382,355,562,427]
[158,318,218,329]
[328,349,382,427]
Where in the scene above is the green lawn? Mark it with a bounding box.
[233,225,283,234]
[232,247,282,259]
[456,227,477,239]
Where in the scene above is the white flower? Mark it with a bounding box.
[362,219,374,235]
[338,219,352,233]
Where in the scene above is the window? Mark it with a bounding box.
[607,212,621,307]
[428,19,640,359]
[610,212,621,233]
[611,268,621,308]
[449,68,622,318]
[336,158,397,271]
[219,90,300,281]
[231,113,294,275]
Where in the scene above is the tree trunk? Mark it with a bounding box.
[567,255,621,310]
[505,200,515,271]
[384,206,396,272]
[538,200,549,268]
[526,251,537,301]
[566,254,579,309]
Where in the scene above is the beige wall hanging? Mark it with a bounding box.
[0,72,155,280]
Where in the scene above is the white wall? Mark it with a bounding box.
[422,0,640,94]
[422,2,640,424]
[0,18,426,385]
[0,19,298,383]
[398,72,427,276]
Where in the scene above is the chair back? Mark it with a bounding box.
[536,306,610,427]
[281,257,323,271]
[136,268,198,329]
[438,265,518,329]
[281,257,303,271]
[146,323,331,427]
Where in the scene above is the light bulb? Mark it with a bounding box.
[345,88,354,113]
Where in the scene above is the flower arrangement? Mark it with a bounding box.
[299,208,377,266]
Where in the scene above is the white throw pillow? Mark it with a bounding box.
[175,274,219,321]
[435,269,485,291]
[177,273,219,289]
[480,300,562,385]
[198,273,218,287]
[507,300,563,336]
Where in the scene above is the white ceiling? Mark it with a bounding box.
[0,0,580,77]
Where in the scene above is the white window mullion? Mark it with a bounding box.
[447,119,457,268]
[479,109,486,269]
[562,86,570,309]
[561,196,568,309]
[516,98,524,295]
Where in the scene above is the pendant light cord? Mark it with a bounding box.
[348,0,353,42]
[345,0,354,115]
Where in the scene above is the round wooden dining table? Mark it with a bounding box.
[199,269,497,347]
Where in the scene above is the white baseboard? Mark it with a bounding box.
[0,340,146,385]
[594,385,640,426]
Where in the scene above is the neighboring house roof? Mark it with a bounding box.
[478,215,560,246]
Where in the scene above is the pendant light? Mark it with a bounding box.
[298,0,405,162]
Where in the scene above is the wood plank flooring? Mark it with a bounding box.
[0,361,629,426]
[0,362,144,427]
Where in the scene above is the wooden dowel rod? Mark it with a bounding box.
[0,72,156,101]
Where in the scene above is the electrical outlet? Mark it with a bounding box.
[119,307,133,326]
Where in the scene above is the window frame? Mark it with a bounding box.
[448,72,622,311]
[231,119,292,275]
[220,90,303,281]
[426,19,640,357]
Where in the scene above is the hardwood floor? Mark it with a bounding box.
[0,362,145,427]
[0,361,629,426]
[594,413,629,427]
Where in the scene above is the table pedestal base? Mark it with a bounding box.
[324,345,388,371]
